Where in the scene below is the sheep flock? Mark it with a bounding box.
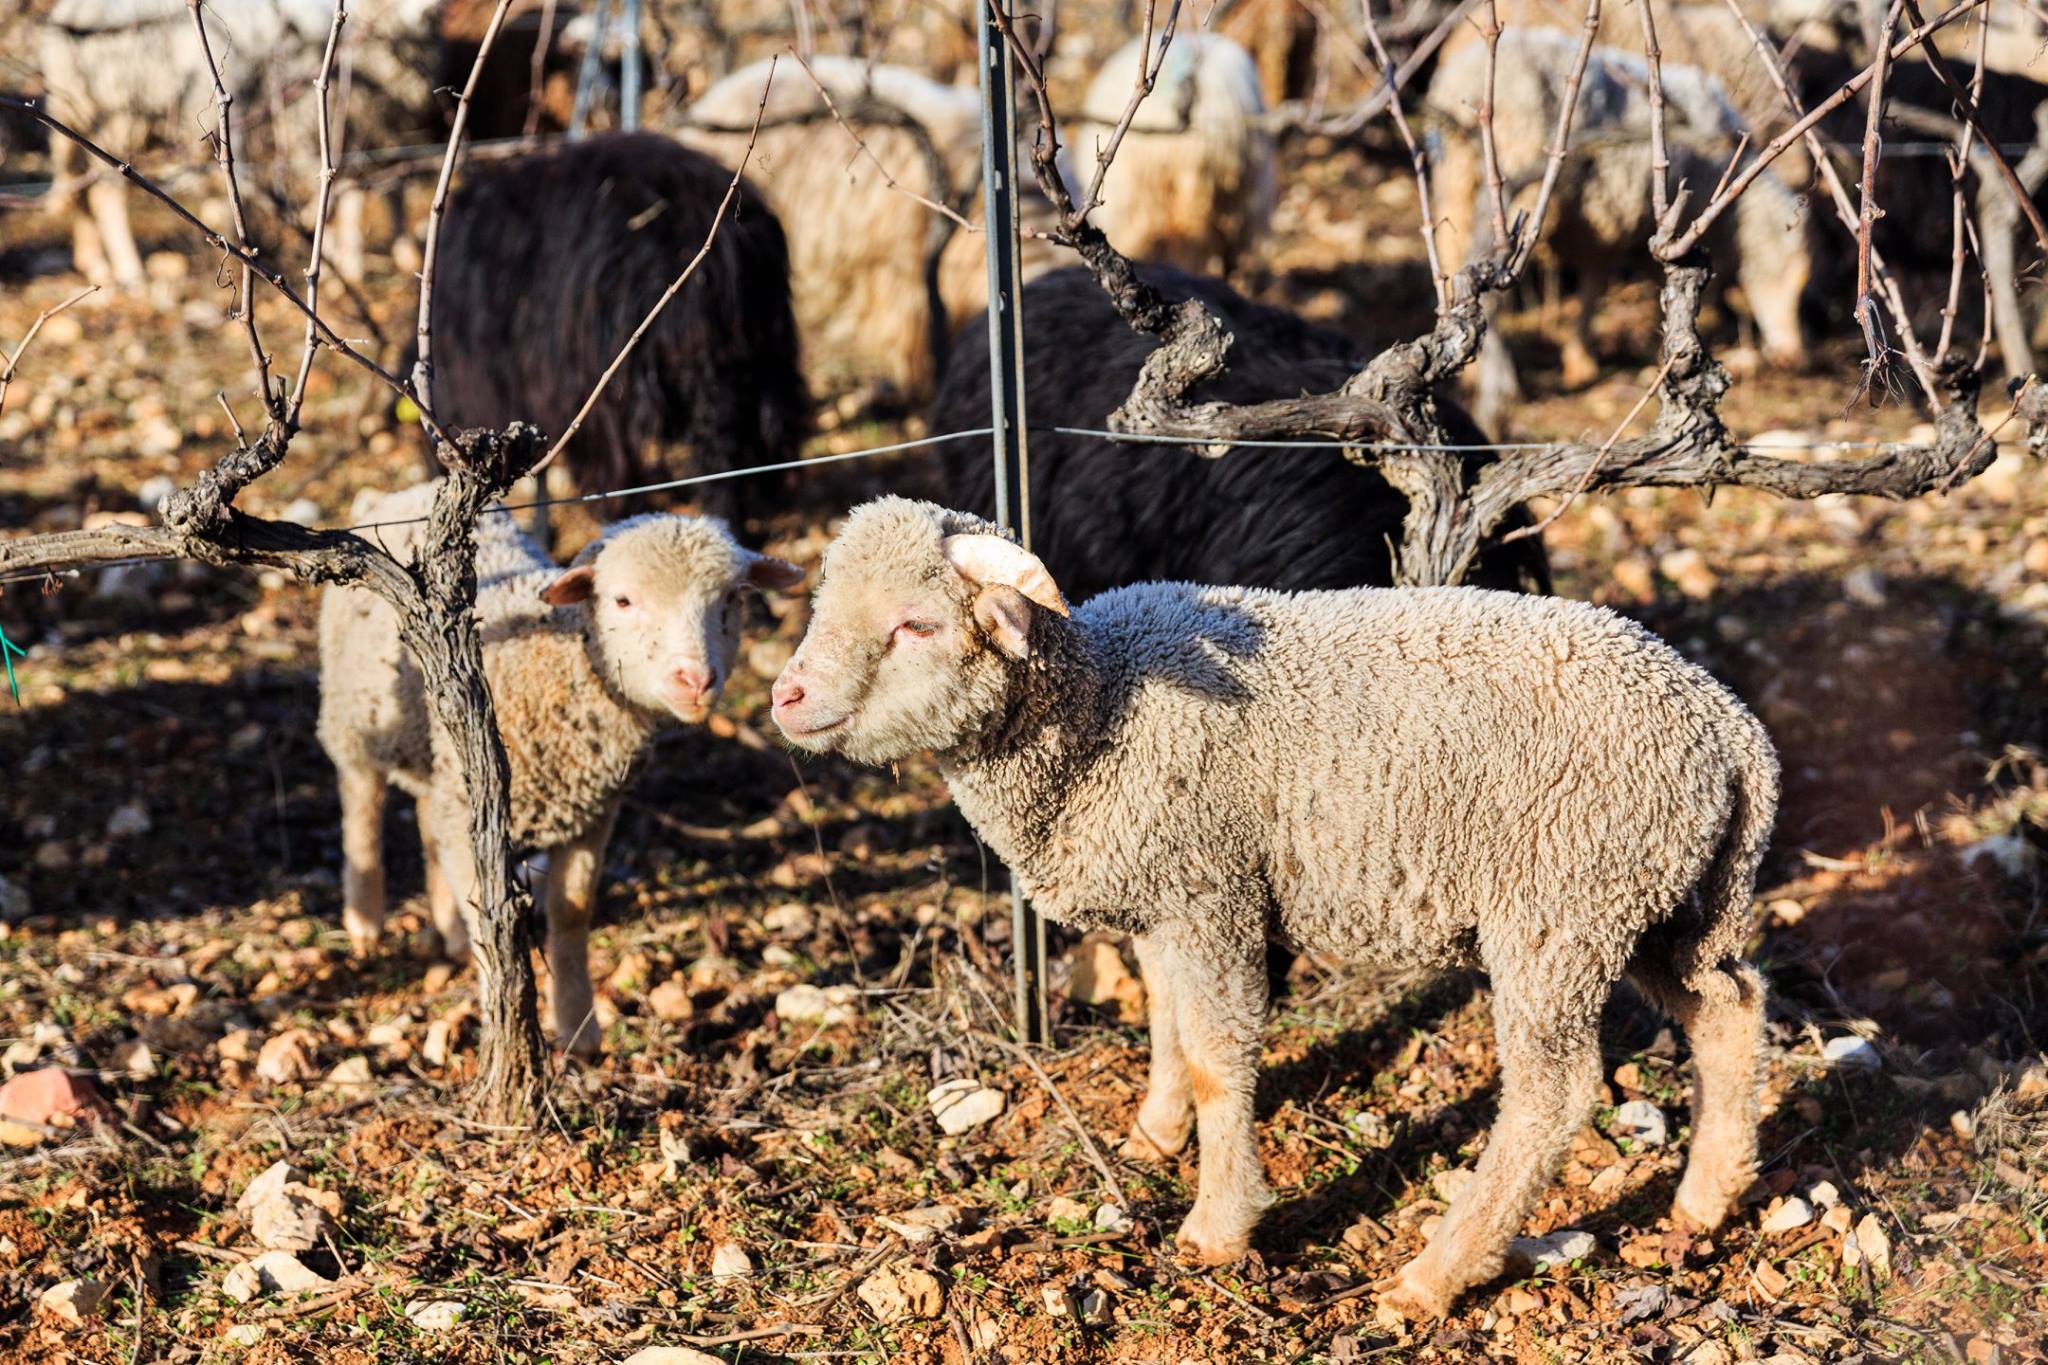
[2,0,2044,1355]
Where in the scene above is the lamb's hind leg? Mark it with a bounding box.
[1382,964,1603,1322]
[338,765,388,956]
[1123,933,1195,1160]
[1631,956,1766,1231]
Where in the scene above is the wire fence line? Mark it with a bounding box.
[0,420,2022,592]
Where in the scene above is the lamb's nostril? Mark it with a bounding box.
[674,666,712,700]
[772,676,804,709]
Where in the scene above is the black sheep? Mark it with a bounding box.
[921,265,1549,602]
[427,132,809,522]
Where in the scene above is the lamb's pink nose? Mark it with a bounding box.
[771,673,805,710]
[674,666,713,704]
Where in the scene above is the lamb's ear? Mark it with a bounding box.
[745,554,806,592]
[972,584,1035,661]
[942,534,1068,617]
[539,564,597,606]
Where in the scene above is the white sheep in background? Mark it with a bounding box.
[318,482,802,1056]
[1428,29,1811,411]
[1069,31,1274,275]
[771,497,1777,1321]
[682,55,1057,403]
[37,0,439,289]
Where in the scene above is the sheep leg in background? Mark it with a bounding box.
[1382,960,1603,1321]
[423,792,477,964]
[1158,926,1275,1265]
[541,806,618,1058]
[1560,256,1612,390]
[84,177,146,290]
[1630,958,1767,1230]
[419,816,463,961]
[328,181,367,286]
[49,139,110,286]
[1976,124,2048,379]
[1122,933,1196,1160]
[338,764,390,956]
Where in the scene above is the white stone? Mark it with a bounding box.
[1094,1202,1133,1235]
[928,1078,1005,1135]
[1823,1035,1882,1072]
[1432,1168,1475,1202]
[710,1243,752,1278]
[137,476,178,513]
[249,1189,338,1252]
[236,1160,306,1214]
[222,1250,336,1303]
[105,801,152,838]
[1078,1287,1113,1323]
[1806,1180,1841,1210]
[1962,833,2038,881]
[224,1324,266,1347]
[1504,1229,1596,1275]
[1612,1099,1670,1147]
[405,1299,467,1330]
[877,1205,961,1243]
[857,1264,944,1321]
[1847,1213,1891,1277]
[36,1278,109,1325]
[1760,1196,1815,1234]
[761,902,815,937]
[1348,1110,1391,1148]
[281,499,324,528]
[324,1055,373,1090]
[775,983,859,1028]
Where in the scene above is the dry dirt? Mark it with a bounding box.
[1,75,2046,1365]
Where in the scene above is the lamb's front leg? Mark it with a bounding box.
[1123,933,1194,1160]
[1155,928,1272,1265]
[543,806,618,1058]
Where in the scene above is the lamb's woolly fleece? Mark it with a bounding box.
[1070,32,1274,274]
[319,483,755,851]
[782,497,1777,1304]
[802,497,1775,990]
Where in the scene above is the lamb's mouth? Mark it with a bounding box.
[779,714,848,740]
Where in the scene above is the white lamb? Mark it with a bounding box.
[317,482,802,1055]
[772,497,1777,1320]
[1069,31,1275,275]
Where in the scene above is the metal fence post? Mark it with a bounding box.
[975,0,1049,1044]
[618,0,642,131]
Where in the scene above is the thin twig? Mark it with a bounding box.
[0,286,96,417]
[286,0,349,430]
[530,55,780,477]
[1505,0,1602,281]
[1853,0,1905,388]
[788,50,975,230]
[1932,3,1986,367]
[1079,0,1186,222]
[1476,0,1510,254]
[1638,0,1676,238]
[1501,354,1675,543]
[412,0,519,454]
[1363,0,1447,310]
[186,0,279,414]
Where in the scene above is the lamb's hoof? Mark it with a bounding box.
[1671,1180,1739,1233]
[555,1028,602,1062]
[1120,1118,1189,1163]
[1376,1264,1457,1324]
[346,928,381,959]
[1173,1211,1252,1266]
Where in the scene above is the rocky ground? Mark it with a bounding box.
[1,100,2046,1365]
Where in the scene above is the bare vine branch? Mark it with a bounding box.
[0,287,97,419]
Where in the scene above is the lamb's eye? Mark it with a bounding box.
[613,594,633,609]
[896,620,939,639]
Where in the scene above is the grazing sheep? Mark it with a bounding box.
[1216,0,1320,108]
[37,0,440,288]
[426,132,810,523]
[318,481,803,1055]
[771,497,1777,1318]
[681,55,1058,402]
[921,264,1550,602]
[1070,31,1274,275]
[1428,30,1810,402]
